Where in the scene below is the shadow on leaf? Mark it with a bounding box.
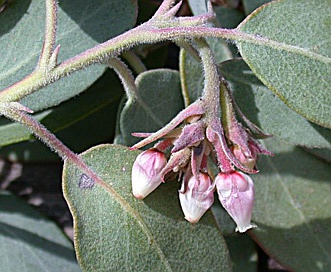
[0,221,76,262]
[58,0,137,43]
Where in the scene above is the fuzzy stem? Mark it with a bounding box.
[122,51,147,74]
[1,18,324,103]
[38,0,58,69]
[108,57,138,101]
[0,103,107,186]
[195,38,221,120]
[1,104,76,162]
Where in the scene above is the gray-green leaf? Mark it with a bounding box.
[0,191,80,271]
[252,138,331,272]
[237,0,331,128]
[63,144,232,271]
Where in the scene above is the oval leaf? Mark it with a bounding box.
[0,191,80,271]
[251,138,331,272]
[63,144,232,271]
[237,0,331,128]
[0,0,136,111]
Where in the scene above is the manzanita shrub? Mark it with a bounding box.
[0,0,330,271]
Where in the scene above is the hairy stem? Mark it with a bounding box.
[2,13,326,103]
[108,57,138,101]
[0,103,157,240]
[122,51,147,74]
[0,103,108,187]
[195,38,221,121]
[38,0,58,70]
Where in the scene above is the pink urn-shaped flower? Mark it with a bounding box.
[215,171,256,233]
[131,149,167,199]
[179,173,214,224]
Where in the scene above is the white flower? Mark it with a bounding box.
[179,173,214,223]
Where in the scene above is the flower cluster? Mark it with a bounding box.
[130,98,272,233]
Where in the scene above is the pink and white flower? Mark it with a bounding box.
[215,171,256,233]
[131,149,167,199]
[179,173,214,223]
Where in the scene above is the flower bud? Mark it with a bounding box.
[131,149,167,199]
[215,171,256,233]
[179,173,214,224]
[232,145,257,170]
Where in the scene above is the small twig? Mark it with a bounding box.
[108,57,138,101]
[122,51,147,74]
[0,102,111,191]
[163,0,182,18]
[195,38,221,119]
[38,0,58,69]
[152,0,179,18]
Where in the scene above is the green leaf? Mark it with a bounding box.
[225,235,257,272]
[251,138,331,272]
[0,69,123,162]
[306,148,331,164]
[213,5,245,29]
[0,0,137,111]
[187,0,209,16]
[237,0,331,128]
[63,144,232,271]
[242,0,272,15]
[219,59,331,149]
[118,69,184,146]
[0,191,80,271]
[188,0,244,29]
